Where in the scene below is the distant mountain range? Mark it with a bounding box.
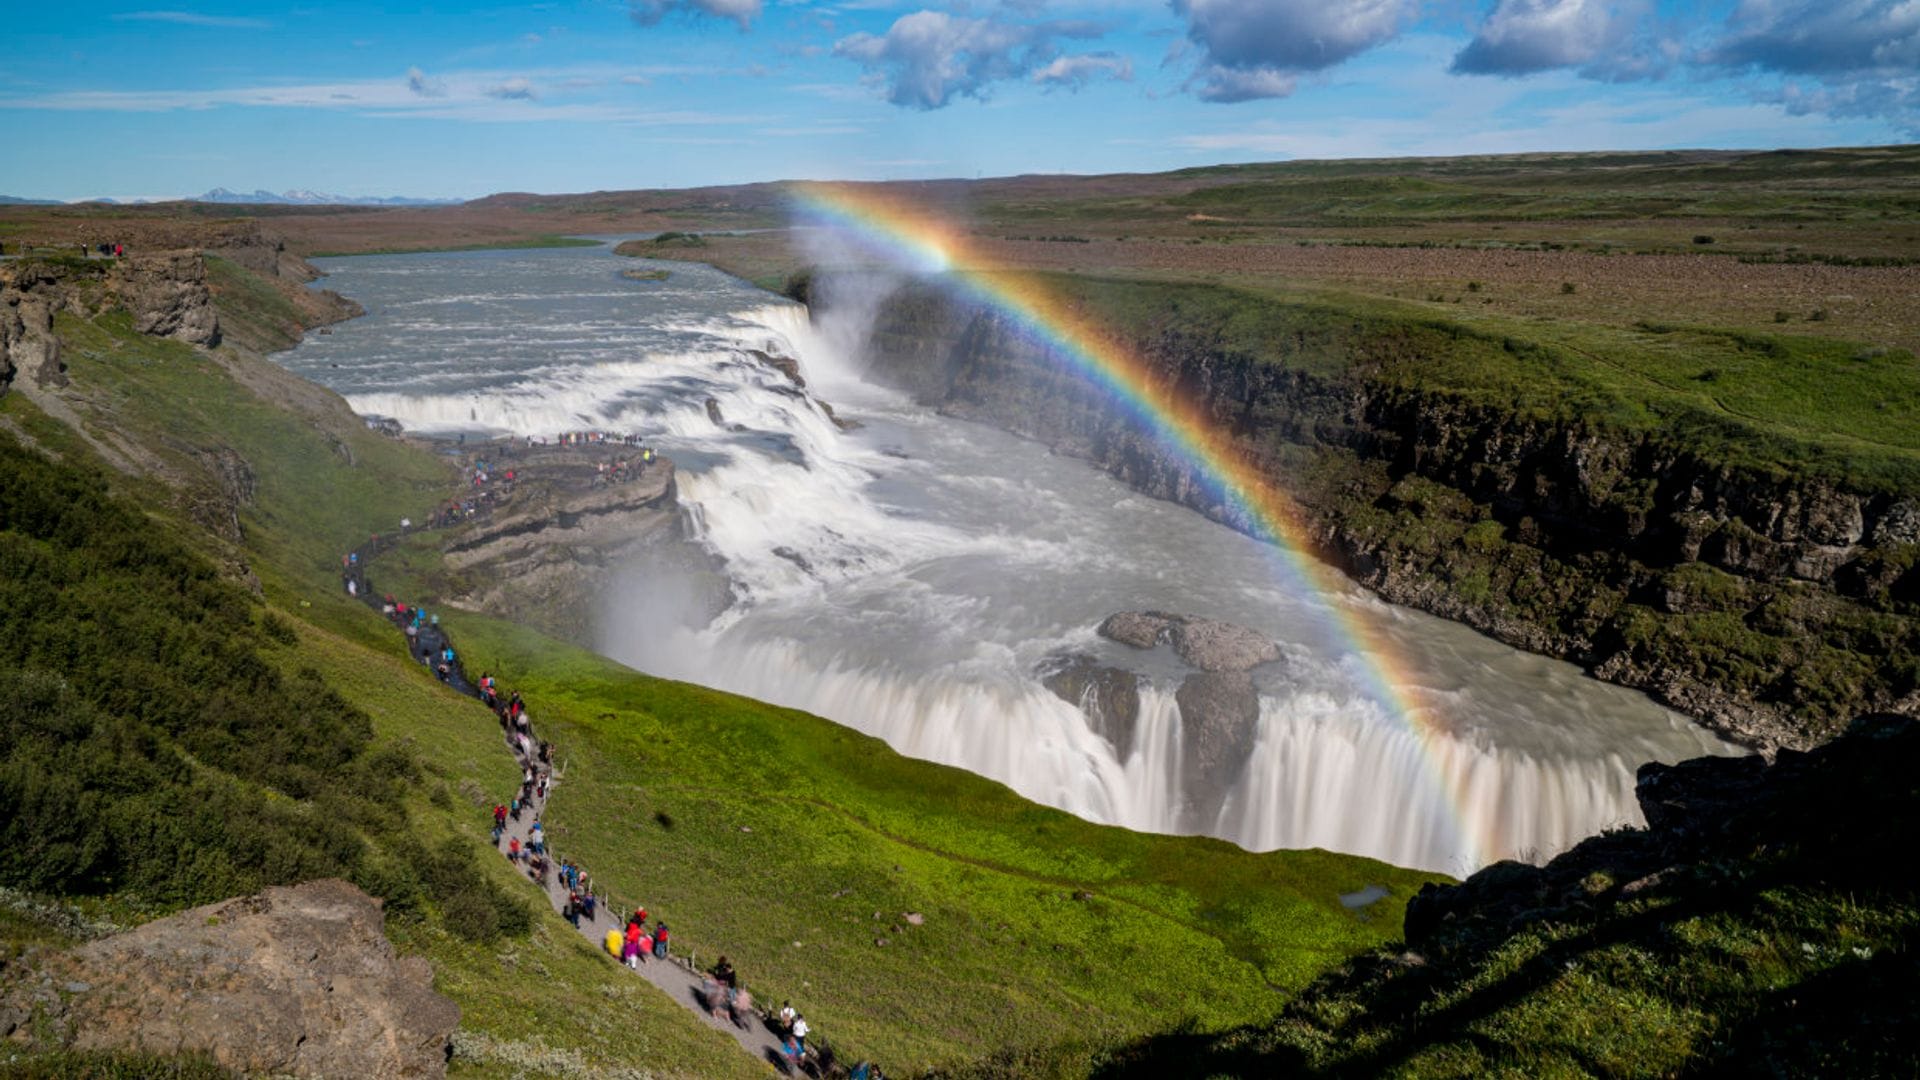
[193,188,462,207]
[0,190,462,207]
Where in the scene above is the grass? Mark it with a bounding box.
[46,305,450,620]
[201,254,314,351]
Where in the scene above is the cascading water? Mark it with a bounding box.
[282,242,1745,876]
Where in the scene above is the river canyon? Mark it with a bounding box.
[280,241,1743,876]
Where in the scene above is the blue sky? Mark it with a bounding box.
[2,1,1914,201]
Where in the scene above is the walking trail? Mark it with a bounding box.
[343,448,824,1076]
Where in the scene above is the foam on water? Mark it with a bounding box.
[283,243,1746,876]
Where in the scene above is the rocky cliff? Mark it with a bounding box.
[0,252,222,395]
[0,879,460,1078]
[430,449,689,647]
[832,276,1920,750]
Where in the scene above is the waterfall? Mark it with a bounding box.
[284,250,1743,878]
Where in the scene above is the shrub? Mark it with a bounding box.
[1561,282,1578,295]
[0,433,523,938]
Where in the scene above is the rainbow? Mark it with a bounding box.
[790,182,1482,867]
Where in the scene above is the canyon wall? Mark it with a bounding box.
[834,276,1920,750]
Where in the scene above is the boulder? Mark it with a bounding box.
[1097,610,1281,672]
[1097,610,1173,650]
[1175,670,1263,824]
[1040,653,1142,760]
[1168,617,1282,672]
[2,879,458,1078]
[747,348,805,389]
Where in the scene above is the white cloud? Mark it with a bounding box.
[485,77,537,100]
[1713,0,1920,74]
[1171,0,1413,102]
[1033,52,1133,90]
[629,0,763,30]
[1452,0,1676,81]
[1709,0,1920,132]
[0,66,758,126]
[832,10,1108,108]
[407,66,446,98]
[111,10,270,29]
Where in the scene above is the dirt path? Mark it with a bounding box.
[342,463,821,1076]
[491,737,799,1072]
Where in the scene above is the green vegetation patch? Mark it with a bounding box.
[0,432,526,937]
[49,305,447,607]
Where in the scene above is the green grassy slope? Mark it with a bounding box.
[0,423,754,1078]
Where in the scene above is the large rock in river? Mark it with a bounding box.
[1175,670,1263,825]
[1040,653,1142,760]
[0,879,458,1078]
[1097,610,1281,672]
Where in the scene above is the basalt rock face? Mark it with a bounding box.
[1049,611,1283,824]
[1040,654,1142,760]
[0,252,221,397]
[1174,670,1263,823]
[108,252,221,347]
[838,279,1920,750]
[438,453,684,647]
[0,261,67,390]
[1097,611,1282,672]
[0,879,459,1078]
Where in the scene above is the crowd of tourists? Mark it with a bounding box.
[338,457,879,1077]
[536,429,645,447]
[591,447,656,486]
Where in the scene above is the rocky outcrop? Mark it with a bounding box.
[0,879,459,1078]
[749,347,806,389]
[0,252,221,397]
[108,252,220,346]
[1040,654,1141,759]
[1174,670,1262,822]
[838,277,1920,750]
[0,261,68,389]
[438,452,684,646]
[1098,611,1282,672]
[1048,611,1282,823]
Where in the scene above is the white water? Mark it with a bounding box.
[282,243,1745,876]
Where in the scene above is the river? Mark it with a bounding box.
[279,240,1743,875]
